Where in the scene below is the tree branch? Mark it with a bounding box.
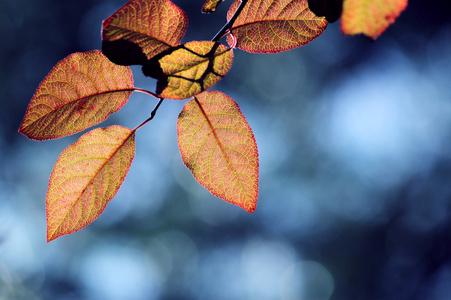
[212,0,248,42]
[132,87,161,99]
[133,98,164,131]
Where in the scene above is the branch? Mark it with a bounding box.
[132,87,161,99]
[212,0,248,42]
[133,98,164,131]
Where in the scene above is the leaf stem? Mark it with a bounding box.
[133,98,164,131]
[132,87,161,99]
[211,0,248,42]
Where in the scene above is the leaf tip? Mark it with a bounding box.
[46,224,60,242]
[17,125,26,136]
[46,209,60,242]
[46,233,56,243]
[243,202,257,213]
[239,190,258,213]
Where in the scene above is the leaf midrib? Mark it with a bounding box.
[50,129,135,238]
[22,88,133,134]
[193,97,250,202]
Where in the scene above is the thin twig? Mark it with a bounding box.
[132,87,161,99]
[133,98,164,131]
[211,0,248,42]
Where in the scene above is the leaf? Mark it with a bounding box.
[307,0,343,23]
[102,0,188,66]
[341,0,408,39]
[142,41,233,100]
[46,125,136,242]
[19,51,133,141]
[202,0,225,13]
[177,91,259,212]
[227,0,327,53]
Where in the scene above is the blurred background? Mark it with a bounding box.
[1,0,451,299]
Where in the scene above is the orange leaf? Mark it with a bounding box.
[341,0,407,39]
[177,91,259,212]
[227,0,327,53]
[19,51,133,141]
[202,0,225,13]
[143,41,233,100]
[46,125,135,242]
[102,0,188,66]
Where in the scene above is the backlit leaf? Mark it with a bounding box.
[227,0,327,53]
[142,41,233,100]
[102,0,188,66]
[177,91,259,212]
[202,0,225,13]
[19,51,133,141]
[46,126,135,242]
[341,0,407,39]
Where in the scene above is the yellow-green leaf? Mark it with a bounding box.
[46,126,135,242]
[143,41,234,100]
[202,0,225,13]
[341,0,408,39]
[177,91,259,212]
[19,51,133,141]
[227,0,327,53]
[102,0,188,65]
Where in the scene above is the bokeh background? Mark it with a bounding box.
[2,0,451,299]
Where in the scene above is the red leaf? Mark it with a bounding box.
[227,0,327,53]
[19,51,133,141]
[341,0,408,39]
[46,126,136,242]
[143,41,234,100]
[177,91,259,212]
[102,0,188,66]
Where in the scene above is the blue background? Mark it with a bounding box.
[1,0,451,299]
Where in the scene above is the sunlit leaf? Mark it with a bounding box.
[46,126,136,242]
[143,41,233,100]
[202,0,225,13]
[102,0,188,66]
[341,0,407,39]
[227,0,327,53]
[177,91,259,212]
[19,51,133,141]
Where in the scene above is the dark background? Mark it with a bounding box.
[2,0,451,299]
